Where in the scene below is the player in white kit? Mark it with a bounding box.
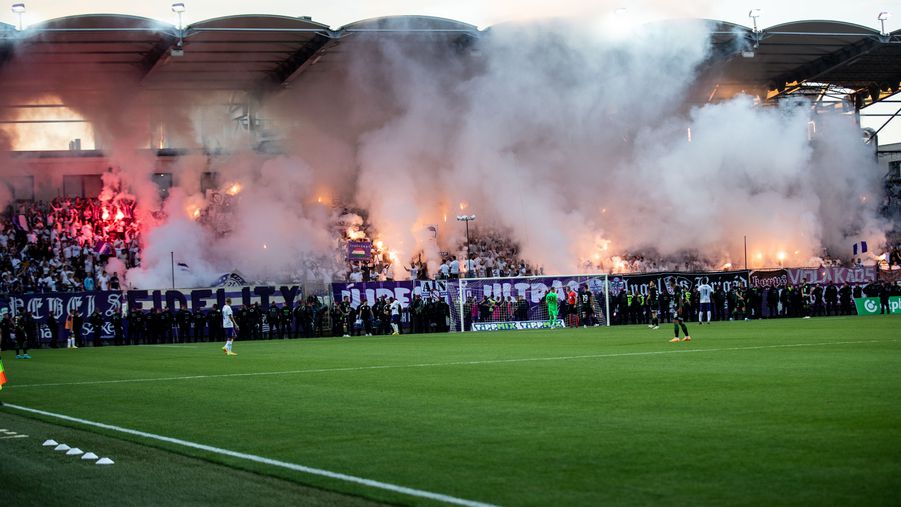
[697,279,713,325]
[221,298,239,356]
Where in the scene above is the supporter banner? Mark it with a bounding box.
[211,272,248,287]
[334,281,419,308]
[854,297,901,315]
[124,285,303,313]
[337,273,748,313]
[449,272,746,329]
[2,285,302,344]
[347,241,372,261]
[878,268,901,283]
[785,267,877,285]
[749,269,788,288]
[607,270,750,297]
[419,280,449,299]
[453,275,608,325]
[458,275,609,303]
[472,320,565,332]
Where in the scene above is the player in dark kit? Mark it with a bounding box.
[647,280,660,330]
[578,286,595,327]
[338,297,351,337]
[668,279,691,343]
[358,299,374,336]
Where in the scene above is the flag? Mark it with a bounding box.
[94,240,111,255]
[347,241,372,261]
[177,262,190,272]
[861,241,868,254]
[14,214,29,231]
[212,272,247,287]
[853,243,858,256]
[0,358,7,390]
[426,224,438,240]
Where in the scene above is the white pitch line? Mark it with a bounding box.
[8,339,894,389]
[3,404,497,507]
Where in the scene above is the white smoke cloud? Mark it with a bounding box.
[1,12,887,287]
[329,16,886,272]
[125,188,219,289]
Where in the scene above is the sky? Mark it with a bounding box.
[4,0,900,144]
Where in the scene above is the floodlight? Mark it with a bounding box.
[456,215,476,256]
[11,2,24,31]
[878,11,890,34]
[748,8,762,40]
[172,3,186,35]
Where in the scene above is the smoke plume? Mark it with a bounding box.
[1,13,888,287]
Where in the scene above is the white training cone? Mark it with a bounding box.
[95,457,115,465]
[81,452,99,461]
[54,444,71,452]
[66,448,84,456]
[43,439,59,447]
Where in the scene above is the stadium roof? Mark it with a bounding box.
[704,20,901,104]
[0,14,898,104]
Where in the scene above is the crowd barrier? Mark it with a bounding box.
[0,285,302,343]
[0,265,894,344]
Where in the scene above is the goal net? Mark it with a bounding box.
[448,274,610,332]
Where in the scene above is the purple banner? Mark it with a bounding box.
[784,267,877,285]
[749,269,789,289]
[454,275,609,325]
[1,285,302,344]
[333,281,420,308]
[335,271,751,331]
[457,276,608,304]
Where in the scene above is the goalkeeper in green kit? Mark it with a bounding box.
[545,288,560,327]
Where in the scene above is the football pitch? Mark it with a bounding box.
[1,317,899,506]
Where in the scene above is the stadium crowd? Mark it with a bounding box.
[1,189,900,353]
[0,197,139,294]
[3,193,899,294]
[341,223,544,282]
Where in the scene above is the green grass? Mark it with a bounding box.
[0,411,381,507]
[2,316,900,506]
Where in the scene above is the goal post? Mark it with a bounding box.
[449,274,610,332]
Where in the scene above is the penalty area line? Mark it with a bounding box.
[9,338,895,389]
[3,404,498,507]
